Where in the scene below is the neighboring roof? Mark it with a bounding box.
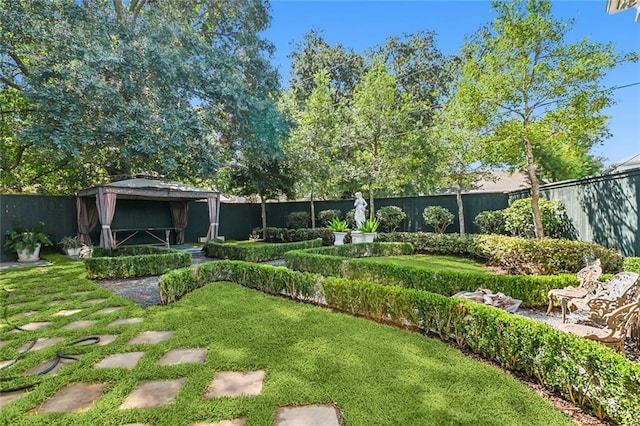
[466,171,530,193]
[77,178,219,200]
[607,153,640,173]
[606,0,640,21]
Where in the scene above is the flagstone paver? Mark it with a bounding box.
[0,340,9,348]
[84,298,108,305]
[95,352,145,369]
[108,318,144,327]
[128,330,174,345]
[47,300,67,306]
[156,348,207,365]
[17,337,64,352]
[24,356,78,376]
[32,382,108,413]
[95,306,123,314]
[191,420,247,426]
[84,334,119,346]
[204,370,265,398]
[0,359,13,369]
[0,390,29,409]
[73,291,93,296]
[54,309,83,317]
[15,321,51,331]
[19,310,38,316]
[274,405,342,426]
[119,378,187,409]
[62,320,98,330]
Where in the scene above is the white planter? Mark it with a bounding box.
[363,232,377,243]
[351,231,365,244]
[333,231,348,246]
[65,247,82,257]
[17,244,41,263]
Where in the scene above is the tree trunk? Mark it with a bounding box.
[368,183,375,220]
[310,195,316,229]
[524,138,544,238]
[260,194,267,238]
[456,188,465,235]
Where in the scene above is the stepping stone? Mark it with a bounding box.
[18,337,64,352]
[0,359,14,369]
[80,334,118,346]
[156,348,207,366]
[19,311,38,317]
[0,340,9,348]
[95,352,144,369]
[122,424,154,426]
[0,390,29,409]
[32,382,108,413]
[47,300,66,306]
[108,318,143,327]
[54,309,83,317]
[204,371,265,398]
[274,405,342,426]
[95,307,123,314]
[62,320,98,330]
[119,378,186,409]
[84,298,108,305]
[16,322,51,331]
[191,420,246,426]
[128,330,174,345]
[24,356,78,376]
[73,291,93,296]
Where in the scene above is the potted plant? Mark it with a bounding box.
[4,222,54,263]
[359,219,379,243]
[327,218,349,246]
[59,235,82,257]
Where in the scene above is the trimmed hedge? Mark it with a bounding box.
[85,245,191,279]
[159,261,640,425]
[263,227,334,246]
[623,257,640,274]
[377,232,623,275]
[205,238,323,262]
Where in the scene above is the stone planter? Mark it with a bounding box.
[65,247,82,257]
[17,244,41,263]
[351,231,365,244]
[333,231,348,246]
[363,232,376,243]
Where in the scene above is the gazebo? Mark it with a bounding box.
[76,178,220,249]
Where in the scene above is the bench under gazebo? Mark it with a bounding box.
[76,177,220,249]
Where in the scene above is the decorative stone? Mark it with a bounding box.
[274,405,342,426]
[32,382,108,413]
[62,320,98,330]
[128,330,174,345]
[95,352,144,369]
[119,378,186,409]
[156,348,207,366]
[204,371,265,398]
[108,318,143,327]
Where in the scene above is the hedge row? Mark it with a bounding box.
[623,257,640,274]
[205,238,323,262]
[377,232,623,274]
[284,243,576,306]
[158,261,640,425]
[85,245,191,279]
[262,227,334,246]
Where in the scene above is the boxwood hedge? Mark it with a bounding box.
[85,245,191,279]
[205,238,323,262]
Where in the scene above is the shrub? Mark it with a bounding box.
[263,227,334,246]
[503,197,577,239]
[205,238,323,262]
[318,209,342,227]
[474,210,507,235]
[377,232,483,257]
[376,206,406,232]
[286,211,310,229]
[85,245,191,279]
[623,257,640,273]
[422,206,454,234]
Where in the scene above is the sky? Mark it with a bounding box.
[262,0,640,166]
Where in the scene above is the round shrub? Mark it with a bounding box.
[503,198,576,239]
[422,206,454,234]
[474,210,507,235]
[376,206,407,232]
[287,211,310,229]
[318,209,342,227]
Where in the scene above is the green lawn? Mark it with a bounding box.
[0,255,571,425]
[372,254,494,274]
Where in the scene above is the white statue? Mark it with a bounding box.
[354,191,367,230]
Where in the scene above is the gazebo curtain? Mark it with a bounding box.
[170,201,189,245]
[96,193,117,248]
[76,197,99,245]
[205,196,218,240]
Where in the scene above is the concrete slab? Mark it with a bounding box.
[108,318,144,327]
[0,390,29,409]
[62,320,98,330]
[95,352,145,369]
[18,337,64,352]
[119,378,186,409]
[32,382,108,413]
[128,330,174,345]
[16,322,51,331]
[274,405,342,426]
[53,309,83,317]
[204,370,265,398]
[191,420,247,426]
[83,298,108,305]
[156,348,207,366]
[95,307,123,314]
[24,356,78,376]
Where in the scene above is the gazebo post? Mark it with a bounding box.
[97,187,110,249]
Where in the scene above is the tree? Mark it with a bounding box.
[457,0,636,237]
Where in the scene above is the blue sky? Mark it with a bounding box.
[263,0,640,166]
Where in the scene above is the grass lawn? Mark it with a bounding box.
[0,255,572,425]
[371,254,494,274]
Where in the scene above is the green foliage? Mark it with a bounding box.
[474,234,623,275]
[84,246,191,279]
[58,235,82,250]
[286,211,310,229]
[205,238,322,262]
[4,221,53,253]
[327,218,349,232]
[623,257,640,274]
[503,198,576,239]
[359,218,379,233]
[318,209,342,227]
[375,205,406,232]
[422,206,454,234]
[262,227,334,246]
[377,232,482,257]
[474,210,508,235]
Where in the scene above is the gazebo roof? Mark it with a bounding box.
[77,178,219,201]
